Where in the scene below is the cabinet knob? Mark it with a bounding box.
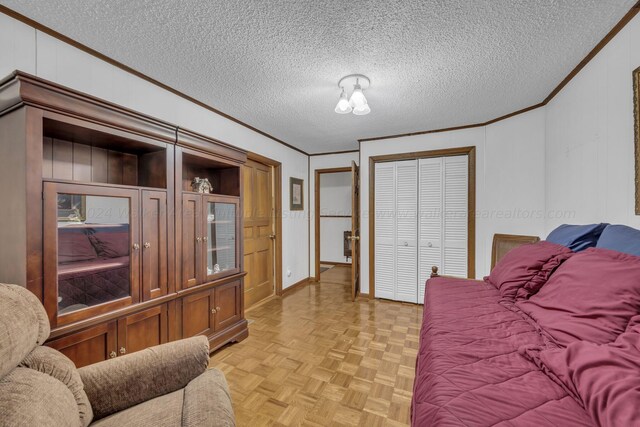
[216,306,221,312]
[211,308,217,314]
[427,242,433,248]
[132,243,140,250]
[404,241,408,247]
[109,351,117,359]
[203,236,208,242]
[119,347,127,355]
[196,237,202,243]
[143,242,151,249]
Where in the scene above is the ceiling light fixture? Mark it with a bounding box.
[334,87,352,114]
[335,74,371,116]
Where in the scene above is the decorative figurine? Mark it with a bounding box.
[191,177,213,193]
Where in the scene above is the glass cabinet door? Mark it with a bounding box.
[44,183,140,326]
[204,197,238,280]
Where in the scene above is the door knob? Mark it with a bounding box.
[203,236,208,242]
[109,351,117,359]
[268,234,276,240]
[119,347,127,355]
[349,235,360,241]
[211,308,217,314]
[143,242,151,249]
[216,306,221,312]
[132,243,140,250]
[196,237,202,243]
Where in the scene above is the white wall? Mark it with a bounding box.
[360,110,548,294]
[0,12,309,289]
[319,171,352,264]
[309,152,359,276]
[545,13,640,231]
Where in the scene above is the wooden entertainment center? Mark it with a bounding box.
[0,71,248,367]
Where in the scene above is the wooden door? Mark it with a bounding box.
[47,321,118,368]
[182,193,202,288]
[142,190,168,300]
[242,159,275,309]
[214,280,242,331]
[117,305,168,356]
[182,289,215,338]
[351,161,360,301]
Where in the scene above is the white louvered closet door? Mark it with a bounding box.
[374,162,396,300]
[442,156,468,277]
[395,160,418,303]
[418,158,442,303]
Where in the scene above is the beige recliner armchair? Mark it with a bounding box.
[0,283,235,426]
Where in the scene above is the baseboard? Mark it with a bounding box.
[320,261,352,266]
[282,277,311,295]
[357,293,370,300]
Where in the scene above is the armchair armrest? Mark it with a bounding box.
[78,336,209,420]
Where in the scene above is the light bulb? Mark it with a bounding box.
[352,103,371,115]
[334,88,352,114]
[349,83,367,109]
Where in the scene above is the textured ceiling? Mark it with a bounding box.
[1,1,636,153]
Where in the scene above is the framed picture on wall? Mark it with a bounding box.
[634,66,640,215]
[290,177,304,211]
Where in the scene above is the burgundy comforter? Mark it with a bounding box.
[411,277,593,426]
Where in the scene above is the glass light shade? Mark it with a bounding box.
[334,89,352,114]
[349,84,367,108]
[352,103,371,116]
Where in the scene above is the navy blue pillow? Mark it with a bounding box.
[596,224,640,256]
[546,223,608,252]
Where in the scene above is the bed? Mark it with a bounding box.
[411,276,593,426]
[412,226,640,426]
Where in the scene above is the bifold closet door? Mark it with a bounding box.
[418,158,442,303]
[417,155,468,298]
[394,160,418,303]
[374,162,395,300]
[442,156,468,277]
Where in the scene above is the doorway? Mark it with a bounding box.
[314,163,360,300]
[243,153,282,309]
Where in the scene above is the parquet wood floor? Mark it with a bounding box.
[209,266,423,426]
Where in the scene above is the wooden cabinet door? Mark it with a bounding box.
[214,280,242,331]
[202,195,240,283]
[142,190,168,300]
[182,289,215,338]
[182,194,202,288]
[117,305,168,356]
[47,321,118,368]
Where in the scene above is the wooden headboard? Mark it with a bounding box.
[491,233,540,269]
